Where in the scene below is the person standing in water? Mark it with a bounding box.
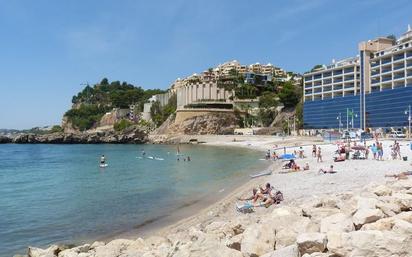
[100,155,106,165]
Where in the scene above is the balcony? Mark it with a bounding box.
[394,74,405,80]
[371,79,380,84]
[382,76,392,82]
[407,52,412,58]
[381,68,391,74]
[333,71,343,76]
[393,54,404,61]
[334,86,343,90]
[334,78,343,83]
[393,65,405,71]
[344,67,354,73]
[382,59,391,65]
[304,76,312,82]
[323,80,332,86]
[323,72,332,78]
[323,87,332,92]
[313,75,322,80]
[371,62,380,67]
[371,71,380,76]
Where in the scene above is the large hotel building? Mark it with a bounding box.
[303,26,412,130]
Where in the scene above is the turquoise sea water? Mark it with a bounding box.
[0,144,266,256]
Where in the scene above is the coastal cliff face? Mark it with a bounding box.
[3,126,148,144]
[153,112,238,136]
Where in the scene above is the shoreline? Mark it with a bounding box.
[22,136,412,256]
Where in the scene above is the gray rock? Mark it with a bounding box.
[261,244,298,257]
[296,233,327,255]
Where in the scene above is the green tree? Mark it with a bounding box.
[278,82,299,107]
[311,64,323,72]
[386,34,396,42]
[114,119,133,131]
[50,125,63,133]
[258,92,279,126]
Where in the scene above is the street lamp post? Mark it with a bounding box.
[351,109,358,129]
[337,113,342,133]
[406,105,411,139]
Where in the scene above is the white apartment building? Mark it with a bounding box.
[303,57,360,102]
[369,27,412,92]
[303,25,412,130]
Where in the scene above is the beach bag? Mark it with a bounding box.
[273,191,284,204]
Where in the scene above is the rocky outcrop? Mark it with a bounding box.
[0,135,12,143]
[153,112,239,135]
[22,179,412,257]
[4,126,148,144]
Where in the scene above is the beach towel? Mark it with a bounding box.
[236,202,254,213]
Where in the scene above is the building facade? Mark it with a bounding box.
[303,26,412,130]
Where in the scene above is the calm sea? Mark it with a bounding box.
[0,144,266,256]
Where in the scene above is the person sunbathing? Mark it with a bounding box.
[256,189,284,208]
[334,154,345,162]
[238,183,271,202]
[385,171,412,180]
[319,165,337,174]
[283,159,295,169]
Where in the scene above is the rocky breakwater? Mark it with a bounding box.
[24,179,412,257]
[5,126,148,144]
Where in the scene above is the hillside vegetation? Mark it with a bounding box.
[65,78,165,131]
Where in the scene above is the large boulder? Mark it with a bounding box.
[225,234,243,251]
[241,223,276,257]
[320,213,354,233]
[372,185,392,196]
[58,244,90,257]
[327,230,412,257]
[265,207,319,249]
[392,193,412,211]
[296,233,327,255]
[261,244,299,257]
[28,245,60,257]
[352,208,384,228]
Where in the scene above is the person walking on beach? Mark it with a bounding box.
[377,142,383,161]
[312,145,317,157]
[395,141,401,159]
[317,147,323,162]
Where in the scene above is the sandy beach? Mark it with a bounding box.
[152,136,412,236]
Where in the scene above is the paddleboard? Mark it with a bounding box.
[99,164,108,168]
[147,156,154,160]
[154,157,164,161]
[249,170,272,178]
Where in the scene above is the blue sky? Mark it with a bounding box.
[1,0,411,129]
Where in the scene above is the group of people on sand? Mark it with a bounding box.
[237,183,284,212]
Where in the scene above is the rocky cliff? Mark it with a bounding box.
[2,126,148,144]
[152,112,239,136]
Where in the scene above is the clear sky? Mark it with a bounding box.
[1,0,411,129]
